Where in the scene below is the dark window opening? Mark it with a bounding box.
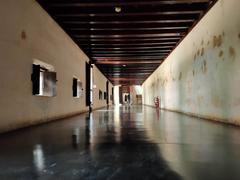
[99,90,102,100]
[31,64,57,97]
[104,92,107,100]
[73,78,83,98]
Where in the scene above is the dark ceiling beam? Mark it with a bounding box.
[45,1,210,7]
[101,70,157,73]
[62,20,194,24]
[100,67,157,70]
[68,29,186,35]
[93,56,165,60]
[67,27,188,31]
[76,37,180,42]
[93,58,166,61]
[78,42,176,50]
[54,11,202,18]
[95,61,162,64]
[100,69,158,73]
[100,66,158,70]
[79,44,176,49]
[92,54,167,57]
[99,65,158,68]
[46,3,208,15]
[109,78,146,81]
[105,72,151,77]
[78,42,177,46]
[108,73,150,76]
[63,22,193,29]
[91,49,172,53]
[81,46,175,50]
[72,33,184,38]
[58,13,200,21]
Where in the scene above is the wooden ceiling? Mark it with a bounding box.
[37,0,217,85]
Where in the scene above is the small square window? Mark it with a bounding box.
[31,63,57,97]
[73,78,83,98]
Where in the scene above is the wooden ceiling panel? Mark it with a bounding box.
[37,0,217,85]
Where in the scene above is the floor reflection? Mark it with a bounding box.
[33,144,45,176]
[1,105,240,179]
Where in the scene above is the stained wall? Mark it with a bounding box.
[142,0,240,125]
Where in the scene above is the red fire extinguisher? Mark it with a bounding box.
[154,97,160,108]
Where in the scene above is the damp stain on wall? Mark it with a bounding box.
[202,60,207,74]
[21,30,27,40]
[232,97,240,106]
[219,50,224,58]
[192,70,195,77]
[201,48,205,56]
[212,95,222,108]
[197,49,200,56]
[197,96,204,105]
[213,35,222,48]
[229,46,236,60]
[178,72,182,80]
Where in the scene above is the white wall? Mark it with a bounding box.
[0,0,112,133]
[92,65,113,109]
[143,0,240,125]
[130,85,143,104]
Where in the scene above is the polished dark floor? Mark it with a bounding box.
[1,106,240,180]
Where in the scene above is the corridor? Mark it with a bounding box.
[1,105,240,180]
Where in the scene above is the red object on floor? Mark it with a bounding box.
[154,97,160,108]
